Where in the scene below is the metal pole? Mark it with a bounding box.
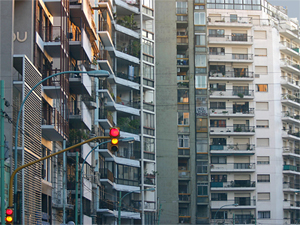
[233,213,235,225]
[63,140,66,224]
[118,191,122,225]
[0,80,5,224]
[157,203,162,225]
[75,151,79,225]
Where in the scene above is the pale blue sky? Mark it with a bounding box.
[267,0,300,21]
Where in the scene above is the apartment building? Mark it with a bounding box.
[0,0,156,224]
[156,0,300,224]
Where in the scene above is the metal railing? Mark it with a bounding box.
[211,163,256,170]
[211,181,256,188]
[282,93,300,104]
[209,108,255,115]
[210,126,255,133]
[281,58,300,71]
[283,147,300,155]
[209,71,254,78]
[280,41,299,53]
[283,182,300,189]
[282,111,300,120]
[208,16,252,24]
[210,144,255,151]
[283,165,300,172]
[209,89,254,97]
[209,53,253,60]
[280,76,300,86]
[208,35,253,42]
[99,168,114,183]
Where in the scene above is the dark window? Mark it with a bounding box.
[209,29,225,37]
[211,156,227,164]
[209,47,225,55]
[210,120,226,127]
[211,193,227,201]
[210,65,225,75]
[211,174,227,182]
[210,102,226,109]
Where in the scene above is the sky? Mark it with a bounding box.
[267,0,300,21]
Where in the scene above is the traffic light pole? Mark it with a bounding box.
[1,80,5,225]
[8,136,109,209]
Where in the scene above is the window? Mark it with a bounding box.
[257,156,269,164]
[143,40,154,56]
[232,33,247,41]
[195,54,207,67]
[210,102,226,109]
[144,112,154,128]
[209,29,225,37]
[178,135,189,147]
[197,161,208,173]
[256,84,268,92]
[255,48,267,56]
[211,138,226,146]
[144,137,155,152]
[210,65,225,75]
[256,102,268,111]
[178,112,189,125]
[257,138,269,147]
[257,174,270,182]
[209,47,225,55]
[178,90,189,103]
[211,156,227,164]
[234,68,248,77]
[195,75,207,88]
[195,34,206,45]
[194,12,206,25]
[211,193,227,201]
[255,66,268,75]
[197,185,208,195]
[258,211,270,219]
[194,5,205,9]
[210,83,226,91]
[176,2,187,14]
[258,193,270,201]
[211,174,227,182]
[254,30,267,39]
[210,120,226,127]
[196,118,208,132]
[230,14,237,22]
[256,120,269,128]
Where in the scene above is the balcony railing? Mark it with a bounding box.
[209,89,254,98]
[178,170,190,178]
[210,126,255,133]
[99,109,115,126]
[176,8,188,14]
[208,35,253,42]
[42,108,69,138]
[177,36,188,44]
[99,21,113,38]
[179,216,191,224]
[287,130,300,138]
[280,41,300,53]
[284,200,300,207]
[283,182,300,189]
[116,98,140,109]
[209,71,254,78]
[281,58,300,71]
[143,102,154,112]
[210,108,255,115]
[283,165,300,173]
[282,93,300,104]
[209,53,253,61]
[99,168,114,183]
[177,58,189,65]
[281,76,300,87]
[179,149,190,156]
[282,111,300,120]
[179,193,191,201]
[99,199,116,210]
[283,147,300,155]
[211,163,255,170]
[211,180,256,188]
[211,198,256,207]
[99,50,113,68]
[208,16,252,24]
[210,144,255,151]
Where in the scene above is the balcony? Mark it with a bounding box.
[281,93,300,108]
[97,109,115,129]
[209,89,254,99]
[178,170,190,179]
[43,26,67,57]
[281,76,300,91]
[42,69,69,99]
[69,72,92,96]
[177,58,189,67]
[209,71,254,81]
[70,0,97,40]
[132,200,156,211]
[207,16,253,27]
[69,101,92,130]
[179,193,191,202]
[97,50,113,74]
[99,168,114,184]
[283,165,300,174]
[113,99,140,116]
[115,72,139,84]
[114,0,139,15]
[279,41,300,58]
[282,111,300,125]
[177,36,188,51]
[282,130,300,141]
[211,199,256,209]
[283,147,300,158]
[208,35,253,45]
[209,108,255,118]
[179,216,191,224]
[42,108,68,141]
[210,126,255,135]
[98,21,114,50]
[283,200,300,210]
[210,144,255,155]
[210,180,256,190]
[283,182,300,191]
[144,174,155,186]
[210,163,255,172]
[69,25,93,62]
[209,53,253,63]
[143,102,154,112]
[211,217,255,225]
[280,58,300,73]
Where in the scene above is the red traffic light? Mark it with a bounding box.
[110,128,120,137]
[5,208,13,223]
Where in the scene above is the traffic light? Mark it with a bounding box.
[5,208,13,224]
[109,127,120,152]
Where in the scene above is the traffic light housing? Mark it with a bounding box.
[109,127,120,152]
[5,208,13,224]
